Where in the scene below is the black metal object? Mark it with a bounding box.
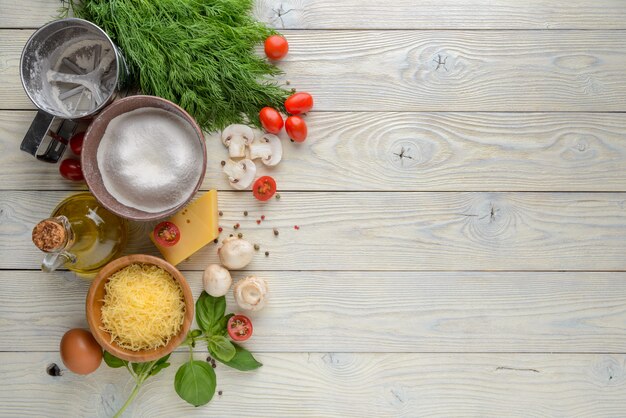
[20,110,78,163]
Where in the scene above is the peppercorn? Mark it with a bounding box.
[218,390,223,396]
[218,227,223,233]
[219,211,223,217]
[254,244,260,251]
[275,193,281,200]
[243,211,248,216]
[265,251,269,257]
[213,239,218,244]
[256,220,261,225]
[273,228,279,236]
[234,223,240,229]
[238,233,243,239]
[46,363,61,377]
[220,161,226,167]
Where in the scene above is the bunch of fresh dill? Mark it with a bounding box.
[62,0,289,132]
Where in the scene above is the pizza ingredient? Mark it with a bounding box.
[203,264,233,297]
[69,132,85,155]
[264,35,289,60]
[60,328,102,375]
[233,276,268,311]
[285,116,308,142]
[227,315,253,342]
[59,158,84,181]
[252,176,277,201]
[285,92,313,115]
[218,236,255,270]
[222,124,254,158]
[259,107,284,134]
[223,159,257,190]
[248,133,282,166]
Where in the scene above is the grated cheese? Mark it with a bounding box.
[100,263,185,351]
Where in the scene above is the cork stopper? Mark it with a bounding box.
[32,219,67,252]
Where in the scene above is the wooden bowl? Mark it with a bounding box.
[86,254,194,362]
[81,95,207,221]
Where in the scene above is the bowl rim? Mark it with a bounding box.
[82,95,207,221]
[85,254,194,362]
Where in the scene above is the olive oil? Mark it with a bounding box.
[32,192,127,277]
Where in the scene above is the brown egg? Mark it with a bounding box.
[60,328,103,375]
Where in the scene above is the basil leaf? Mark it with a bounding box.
[190,329,203,339]
[103,351,127,368]
[174,360,216,407]
[216,343,262,371]
[149,362,170,377]
[132,362,152,375]
[195,292,226,334]
[209,335,236,362]
[154,353,171,365]
[213,313,234,336]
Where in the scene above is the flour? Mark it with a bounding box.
[97,108,204,213]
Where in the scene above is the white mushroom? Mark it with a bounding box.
[218,236,255,270]
[221,124,254,158]
[233,276,268,311]
[223,159,257,190]
[248,133,282,166]
[202,264,232,297]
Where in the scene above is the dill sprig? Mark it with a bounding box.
[62,0,289,132]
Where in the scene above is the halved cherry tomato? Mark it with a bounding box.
[285,92,314,115]
[253,176,277,201]
[264,35,288,60]
[59,158,84,181]
[227,315,253,342]
[69,132,85,156]
[259,107,284,134]
[153,221,181,247]
[285,116,308,142]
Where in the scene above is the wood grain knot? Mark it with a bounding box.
[388,139,438,170]
[592,357,625,385]
[557,133,601,162]
[462,198,517,242]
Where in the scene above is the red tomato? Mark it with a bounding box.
[253,176,277,201]
[285,92,314,115]
[153,221,181,247]
[264,35,288,60]
[59,158,84,181]
[285,116,308,142]
[227,315,253,342]
[259,107,284,134]
[69,132,85,156]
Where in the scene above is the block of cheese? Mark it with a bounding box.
[150,190,219,266]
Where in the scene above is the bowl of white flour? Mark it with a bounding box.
[81,95,206,221]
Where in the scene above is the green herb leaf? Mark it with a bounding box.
[149,362,171,377]
[195,292,226,334]
[213,313,234,336]
[208,335,236,362]
[103,351,127,368]
[216,343,262,371]
[132,362,152,375]
[190,329,203,339]
[174,360,216,407]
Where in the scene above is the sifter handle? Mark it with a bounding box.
[20,110,77,163]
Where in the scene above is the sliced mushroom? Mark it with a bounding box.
[233,276,268,311]
[249,133,282,166]
[223,159,257,190]
[218,236,255,270]
[221,124,254,158]
[203,264,232,297]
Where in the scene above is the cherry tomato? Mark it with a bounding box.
[253,176,277,201]
[285,116,308,142]
[227,315,253,342]
[153,221,181,247]
[59,158,84,181]
[259,107,284,134]
[264,35,288,60]
[69,132,85,156]
[285,92,314,115]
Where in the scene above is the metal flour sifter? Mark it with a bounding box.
[20,18,129,162]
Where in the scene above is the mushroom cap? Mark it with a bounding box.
[223,159,257,190]
[249,133,282,166]
[203,264,233,297]
[233,276,268,311]
[218,236,255,269]
[221,124,254,147]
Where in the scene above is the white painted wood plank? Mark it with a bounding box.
[4,0,626,29]
[4,270,626,352]
[4,30,626,111]
[6,111,626,192]
[2,191,626,271]
[2,352,626,417]
[254,0,626,30]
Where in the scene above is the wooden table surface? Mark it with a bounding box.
[2,1,626,416]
